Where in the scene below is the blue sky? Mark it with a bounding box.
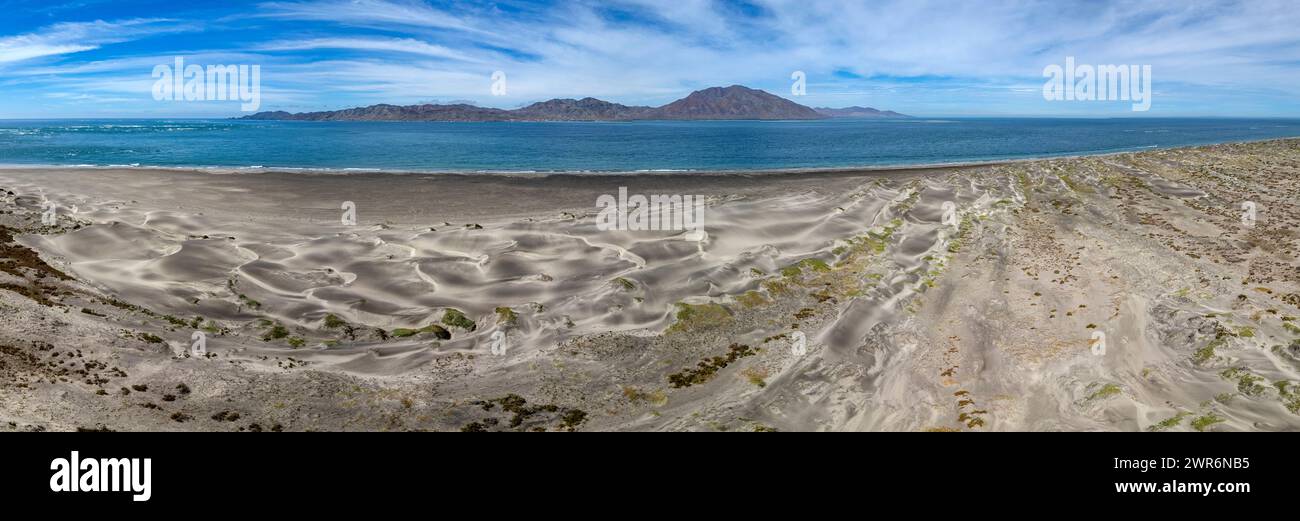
[2,0,1299,118]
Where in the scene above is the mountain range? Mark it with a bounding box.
[242,85,909,122]
[813,106,909,118]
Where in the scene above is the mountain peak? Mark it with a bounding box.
[649,85,826,120]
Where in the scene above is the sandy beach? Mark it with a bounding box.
[1,139,1298,432]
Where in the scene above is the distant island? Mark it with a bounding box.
[241,85,910,122]
[813,106,909,118]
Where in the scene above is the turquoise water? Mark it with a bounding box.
[1,118,1298,172]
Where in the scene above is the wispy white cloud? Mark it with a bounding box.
[0,40,95,63]
[0,19,192,65]
[258,37,487,63]
[255,0,489,35]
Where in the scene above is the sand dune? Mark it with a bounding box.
[1,140,1299,431]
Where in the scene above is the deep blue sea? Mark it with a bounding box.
[1,118,1298,173]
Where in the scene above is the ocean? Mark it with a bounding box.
[1,117,1298,173]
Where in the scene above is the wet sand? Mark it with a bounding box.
[1,139,1298,431]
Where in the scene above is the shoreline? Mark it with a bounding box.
[2,136,1297,179]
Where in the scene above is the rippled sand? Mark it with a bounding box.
[2,139,1299,431]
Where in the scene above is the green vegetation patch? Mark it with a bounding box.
[947,215,975,254]
[1220,367,1268,397]
[559,410,588,431]
[1058,173,1095,194]
[1016,171,1034,197]
[160,315,189,328]
[1193,334,1229,365]
[668,343,757,388]
[463,394,589,432]
[1147,412,1192,432]
[392,324,452,340]
[261,323,289,341]
[667,302,732,334]
[237,294,261,310]
[201,321,224,335]
[441,308,477,331]
[137,332,164,344]
[798,258,831,273]
[622,387,668,407]
[323,314,347,329]
[735,291,769,309]
[1086,383,1123,401]
[761,279,791,295]
[1190,413,1225,432]
[495,306,518,326]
